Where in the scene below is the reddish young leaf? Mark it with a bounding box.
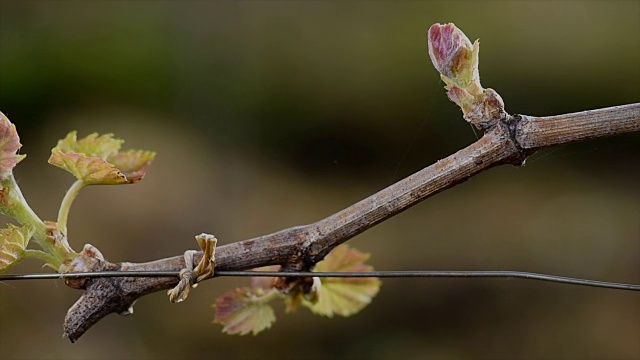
[213,287,277,335]
[0,112,26,180]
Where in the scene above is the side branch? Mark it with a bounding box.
[515,103,640,149]
[123,122,523,276]
[304,122,523,262]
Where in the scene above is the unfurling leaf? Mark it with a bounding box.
[213,288,277,335]
[48,131,155,185]
[305,244,381,317]
[0,223,34,273]
[0,111,26,180]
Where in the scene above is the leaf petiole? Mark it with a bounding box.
[57,179,86,236]
[24,249,58,266]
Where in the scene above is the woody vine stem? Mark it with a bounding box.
[1,23,639,342]
[58,101,639,341]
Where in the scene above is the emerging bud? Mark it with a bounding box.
[428,23,479,89]
[427,23,504,127]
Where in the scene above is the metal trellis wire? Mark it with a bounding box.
[0,270,638,291]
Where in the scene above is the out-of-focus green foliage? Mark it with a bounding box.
[1,1,638,176]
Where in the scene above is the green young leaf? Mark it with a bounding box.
[48,132,155,185]
[213,287,277,335]
[0,111,26,180]
[54,131,123,160]
[49,149,128,185]
[305,244,381,317]
[0,223,34,273]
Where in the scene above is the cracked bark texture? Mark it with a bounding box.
[63,103,640,342]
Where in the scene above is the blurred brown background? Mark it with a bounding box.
[1,1,639,359]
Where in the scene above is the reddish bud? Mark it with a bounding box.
[427,23,504,126]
